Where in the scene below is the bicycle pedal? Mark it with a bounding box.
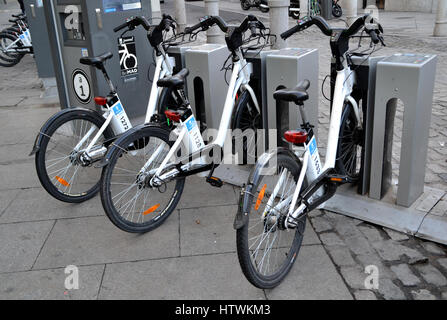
[206,176,223,188]
[327,174,352,184]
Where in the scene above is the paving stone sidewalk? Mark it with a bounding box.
[0,0,446,300]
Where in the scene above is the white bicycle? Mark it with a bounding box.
[0,14,33,67]
[234,15,385,288]
[99,15,272,233]
[30,15,188,203]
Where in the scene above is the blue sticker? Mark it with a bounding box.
[309,138,317,156]
[186,117,197,132]
[112,102,123,115]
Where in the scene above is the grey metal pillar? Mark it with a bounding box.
[269,0,290,49]
[204,0,224,44]
[174,0,187,32]
[185,44,230,130]
[266,48,319,147]
[299,0,308,17]
[434,0,447,37]
[345,0,357,25]
[370,54,438,208]
[151,0,161,21]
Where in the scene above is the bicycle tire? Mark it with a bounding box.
[35,109,114,203]
[332,4,343,18]
[232,90,263,165]
[100,125,185,233]
[241,0,251,11]
[237,152,307,289]
[0,32,23,67]
[335,102,363,181]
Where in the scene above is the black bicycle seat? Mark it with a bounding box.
[157,68,189,89]
[80,52,113,67]
[274,80,310,105]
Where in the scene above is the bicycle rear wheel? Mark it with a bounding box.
[236,152,307,289]
[100,125,185,233]
[336,102,363,181]
[232,90,263,164]
[35,109,114,203]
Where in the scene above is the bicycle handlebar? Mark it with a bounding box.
[184,15,228,34]
[281,16,332,40]
[281,14,383,43]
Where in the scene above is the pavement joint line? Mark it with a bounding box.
[178,202,239,211]
[0,189,20,219]
[308,216,357,300]
[178,209,181,257]
[96,264,107,300]
[30,220,57,271]
[0,214,104,226]
[0,245,325,276]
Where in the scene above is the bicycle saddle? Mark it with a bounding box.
[273,80,310,105]
[80,52,113,67]
[157,68,189,89]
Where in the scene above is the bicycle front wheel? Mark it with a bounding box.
[100,125,185,233]
[236,152,307,289]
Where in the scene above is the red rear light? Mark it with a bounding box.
[165,110,181,122]
[284,130,308,144]
[94,96,108,106]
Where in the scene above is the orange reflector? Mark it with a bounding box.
[330,178,343,182]
[55,176,70,187]
[143,204,161,216]
[255,184,267,211]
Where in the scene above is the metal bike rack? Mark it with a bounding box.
[330,55,386,195]
[323,52,446,245]
[43,0,153,120]
[167,45,194,96]
[265,48,319,147]
[184,44,230,131]
[370,53,438,207]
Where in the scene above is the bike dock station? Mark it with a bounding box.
[184,44,230,131]
[23,0,57,98]
[43,0,154,120]
[323,53,447,245]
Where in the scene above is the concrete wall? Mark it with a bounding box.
[339,0,438,13]
[385,0,438,13]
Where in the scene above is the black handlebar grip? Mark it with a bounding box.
[114,21,129,32]
[213,16,229,32]
[184,21,203,34]
[281,24,300,40]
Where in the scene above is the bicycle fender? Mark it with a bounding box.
[97,122,167,168]
[29,107,103,156]
[233,147,301,230]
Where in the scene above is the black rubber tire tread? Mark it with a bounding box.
[236,153,306,289]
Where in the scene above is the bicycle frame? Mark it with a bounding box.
[143,49,261,183]
[264,58,362,224]
[78,45,175,156]
[2,20,32,53]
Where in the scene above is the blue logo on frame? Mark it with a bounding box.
[309,138,317,156]
[112,102,123,115]
[186,117,197,132]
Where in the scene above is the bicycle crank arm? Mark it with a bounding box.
[287,169,339,227]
